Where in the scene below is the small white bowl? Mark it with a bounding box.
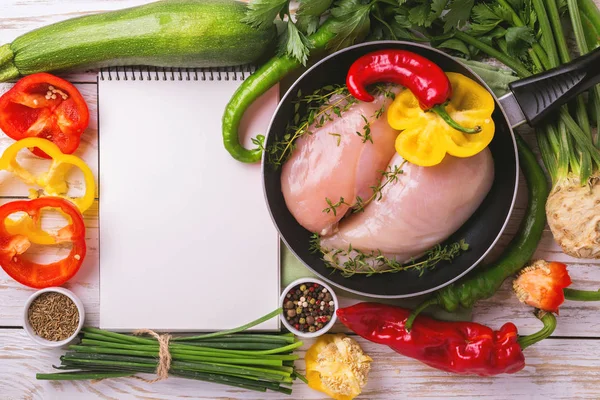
[23,287,85,347]
[280,278,338,338]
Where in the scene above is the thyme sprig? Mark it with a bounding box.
[266,84,397,167]
[352,162,406,213]
[356,115,373,143]
[328,133,342,146]
[315,238,470,277]
[322,197,350,216]
[319,161,406,217]
[266,85,357,166]
[355,85,396,143]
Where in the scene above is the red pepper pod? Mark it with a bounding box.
[0,197,87,288]
[514,260,572,313]
[0,73,89,158]
[337,302,525,376]
[346,50,452,108]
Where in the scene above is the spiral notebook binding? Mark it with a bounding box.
[99,65,257,82]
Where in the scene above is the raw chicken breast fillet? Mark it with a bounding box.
[320,149,494,265]
[281,91,399,235]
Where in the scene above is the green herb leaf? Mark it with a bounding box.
[488,26,508,39]
[505,26,535,57]
[468,22,500,36]
[297,0,333,17]
[367,22,387,41]
[389,10,418,39]
[251,134,266,151]
[328,132,342,146]
[296,0,332,34]
[408,3,430,26]
[493,3,514,23]
[322,196,348,216]
[394,10,412,28]
[296,14,320,35]
[328,0,373,51]
[470,2,511,25]
[471,3,502,24]
[437,38,471,57]
[243,0,289,29]
[405,0,448,29]
[430,0,448,21]
[443,0,474,33]
[278,20,313,65]
[518,0,535,27]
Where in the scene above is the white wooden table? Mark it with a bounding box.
[2,1,600,399]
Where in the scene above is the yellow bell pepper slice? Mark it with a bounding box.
[4,205,77,245]
[305,333,372,400]
[0,137,95,213]
[388,72,495,167]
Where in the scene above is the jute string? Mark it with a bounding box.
[132,329,172,383]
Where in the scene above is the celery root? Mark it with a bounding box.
[546,174,600,258]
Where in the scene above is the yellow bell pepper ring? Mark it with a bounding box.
[388,72,495,167]
[0,137,95,213]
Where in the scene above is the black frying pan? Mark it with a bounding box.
[263,41,600,298]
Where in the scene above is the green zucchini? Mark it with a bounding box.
[0,0,276,82]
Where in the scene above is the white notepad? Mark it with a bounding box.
[98,67,279,331]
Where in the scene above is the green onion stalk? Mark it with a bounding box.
[445,0,600,258]
[36,309,303,395]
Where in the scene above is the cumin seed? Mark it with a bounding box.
[28,292,79,341]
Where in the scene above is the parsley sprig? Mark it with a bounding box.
[243,0,376,64]
[244,0,314,64]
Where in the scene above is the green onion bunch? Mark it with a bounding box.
[36,309,305,395]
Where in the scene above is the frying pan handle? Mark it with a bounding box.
[508,47,600,126]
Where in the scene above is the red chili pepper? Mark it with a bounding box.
[346,50,480,134]
[0,197,86,288]
[0,73,89,158]
[337,302,556,376]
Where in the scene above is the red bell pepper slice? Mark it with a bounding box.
[0,73,89,158]
[0,197,86,288]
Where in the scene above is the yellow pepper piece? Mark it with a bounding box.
[0,137,95,213]
[388,72,495,167]
[305,333,372,400]
[4,206,75,245]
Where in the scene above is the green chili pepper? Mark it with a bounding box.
[405,134,549,330]
[222,20,336,163]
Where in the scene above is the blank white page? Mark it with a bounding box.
[98,69,279,331]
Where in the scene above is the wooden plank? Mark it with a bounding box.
[1,329,600,399]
